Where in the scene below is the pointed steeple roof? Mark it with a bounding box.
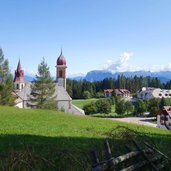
[17,59,22,72]
[14,60,24,82]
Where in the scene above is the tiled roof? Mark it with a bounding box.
[104,89,114,93]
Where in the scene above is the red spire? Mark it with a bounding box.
[14,60,24,82]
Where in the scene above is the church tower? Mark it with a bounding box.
[13,60,25,91]
[56,50,67,89]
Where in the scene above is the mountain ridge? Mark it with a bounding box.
[79,70,171,83]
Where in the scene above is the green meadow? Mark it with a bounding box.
[72,98,98,109]
[0,106,170,170]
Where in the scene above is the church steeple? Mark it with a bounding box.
[56,51,67,89]
[14,60,25,91]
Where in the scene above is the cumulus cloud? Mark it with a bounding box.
[103,52,134,72]
[103,52,171,73]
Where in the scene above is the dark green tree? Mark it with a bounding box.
[0,48,14,106]
[147,98,160,116]
[134,99,147,115]
[95,99,111,114]
[125,101,134,115]
[83,90,91,99]
[159,97,166,109]
[115,99,126,115]
[29,58,56,109]
[83,102,97,115]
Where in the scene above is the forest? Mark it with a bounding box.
[66,75,171,99]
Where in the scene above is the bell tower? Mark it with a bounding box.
[56,50,67,89]
[14,60,25,91]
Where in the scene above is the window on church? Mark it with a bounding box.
[59,70,63,77]
[17,84,19,89]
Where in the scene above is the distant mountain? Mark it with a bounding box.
[67,74,85,81]
[83,70,171,83]
[69,76,84,81]
[24,75,34,81]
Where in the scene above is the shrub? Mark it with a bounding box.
[83,103,97,115]
[95,99,111,114]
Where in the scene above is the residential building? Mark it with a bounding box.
[104,88,131,99]
[157,106,171,130]
[137,87,171,100]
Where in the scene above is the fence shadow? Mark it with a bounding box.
[0,127,171,170]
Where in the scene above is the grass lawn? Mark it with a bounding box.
[72,98,98,109]
[73,98,133,117]
[0,106,171,170]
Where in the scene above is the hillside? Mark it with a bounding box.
[0,106,171,170]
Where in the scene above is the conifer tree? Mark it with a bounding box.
[29,58,56,109]
[0,48,14,105]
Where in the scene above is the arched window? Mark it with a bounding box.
[59,70,63,77]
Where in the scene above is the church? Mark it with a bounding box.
[13,51,85,115]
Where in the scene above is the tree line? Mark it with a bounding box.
[83,95,171,116]
[67,76,169,99]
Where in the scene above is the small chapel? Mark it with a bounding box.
[13,51,85,115]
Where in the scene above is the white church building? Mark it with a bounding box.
[13,51,85,115]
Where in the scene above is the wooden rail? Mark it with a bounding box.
[90,139,169,171]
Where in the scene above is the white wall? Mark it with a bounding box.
[15,102,23,108]
[57,100,85,115]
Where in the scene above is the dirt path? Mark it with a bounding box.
[109,117,157,127]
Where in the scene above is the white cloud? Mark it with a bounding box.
[103,52,171,73]
[103,52,134,72]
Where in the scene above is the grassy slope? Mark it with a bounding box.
[0,106,171,170]
[72,98,98,109]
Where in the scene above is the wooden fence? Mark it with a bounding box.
[90,139,170,171]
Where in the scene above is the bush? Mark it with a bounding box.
[115,100,126,115]
[83,103,97,115]
[95,99,111,114]
[96,92,105,98]
[83,91,92,99]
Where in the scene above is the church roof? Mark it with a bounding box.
[57,85,72,101]
[57,50,66,65]
[14,60,24,82]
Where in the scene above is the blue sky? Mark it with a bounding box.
[1,0,171,77]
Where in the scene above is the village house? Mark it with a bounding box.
[13,51,85,115]
[157,106,171,130]
[137,87,171,100]
[104,88,131,99]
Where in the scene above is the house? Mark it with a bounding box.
[114,89,131,98]
[104,88,131,99]
[137,87,171,100]
[13,51,85,115]
[104,89,113,97]
[157,106,171,130]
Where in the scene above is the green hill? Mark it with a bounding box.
[0,106,170,170]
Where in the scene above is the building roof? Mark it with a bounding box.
[104,89,113,93]
[14,81,72,103]
[115,89,130,94]
[57,85,72,101]
[158,106,171,117]
[14,60,24,82]
[57,50,66,65]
